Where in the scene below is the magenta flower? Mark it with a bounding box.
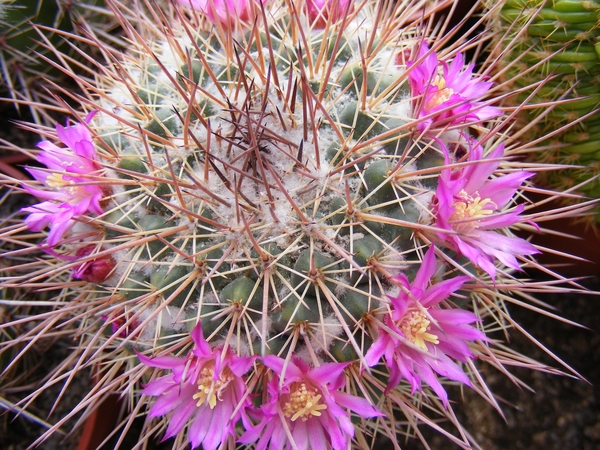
[177,0,265,27]
[306,0,353,28]
[431,140,539,278]
[365,246,485,406]
[240,355,381,450]
[408,42,501,131]
[137,323,254,450]
[22,112,103,246]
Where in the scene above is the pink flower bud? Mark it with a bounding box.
[72,245,115,283]
[178,0,266,28]
[306,0,353,28]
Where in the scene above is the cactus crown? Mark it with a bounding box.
[101,0,424,360]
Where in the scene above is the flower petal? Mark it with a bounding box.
[333,391,382,418]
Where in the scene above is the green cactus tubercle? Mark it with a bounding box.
[498,0,600,220]
[87,7,448,362]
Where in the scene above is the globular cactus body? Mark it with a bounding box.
[94,2,433,362]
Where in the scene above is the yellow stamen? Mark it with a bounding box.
[400,310,439,351]
[46,173,71,188]
[192,364,233,409]
[450,190,496,233]
[426,75,454,110]
[433,75,446,90]
[283,382,327,422]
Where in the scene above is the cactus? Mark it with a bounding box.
[494,0,600,222]
[0,0,595,448]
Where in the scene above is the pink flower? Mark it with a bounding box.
[178,0,265,28]
[137,323,254,450]
[240,355,381,450]
[365,246,485,406]
[431,139,539,278]
[408,42,501,131]
[22,112,103,246]
[306,0,353,28]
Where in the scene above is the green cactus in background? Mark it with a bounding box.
[495,0,600,222]
[0,0,595,448]
[0,0,115,122]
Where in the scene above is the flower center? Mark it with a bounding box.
[46,172,83,196]
[426,75,454,110]
[46,173,71,188]
[400,310,439,351]
[449,190,496,233]
[283,382,327,422]
[192,364,233,409]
